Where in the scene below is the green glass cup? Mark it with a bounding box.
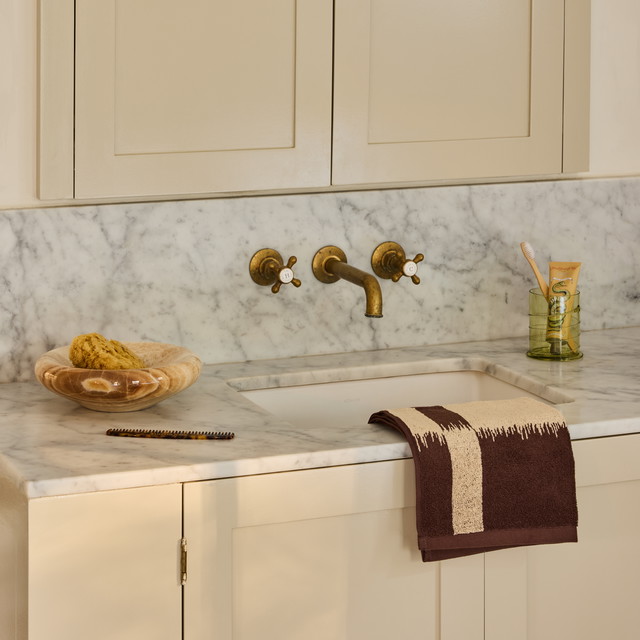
[527,288,582,361]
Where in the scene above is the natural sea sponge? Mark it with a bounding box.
[69,333,146,370]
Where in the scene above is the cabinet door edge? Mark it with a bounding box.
[38,0,75,200]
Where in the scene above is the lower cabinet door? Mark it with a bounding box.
[28,484,182,640]
[183,459,484,640]
[485,434,640,640]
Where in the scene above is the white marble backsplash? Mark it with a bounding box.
[1,177,639,383]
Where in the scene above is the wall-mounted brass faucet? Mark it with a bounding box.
[371,241,424,285]
[312,246,383,318]
[249,249,301,294]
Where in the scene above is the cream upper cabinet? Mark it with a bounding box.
[69,0,333,199]
[39,0,588,200]
[332,0,587,185]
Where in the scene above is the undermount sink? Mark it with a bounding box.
[235,366,572,429]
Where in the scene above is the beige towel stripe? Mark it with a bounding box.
[448,397,565,439]
[442,428,484,534]
[388,407,485,535]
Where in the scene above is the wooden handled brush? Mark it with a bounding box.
[520,242,549,298]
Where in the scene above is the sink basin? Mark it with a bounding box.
[237,368,570,429]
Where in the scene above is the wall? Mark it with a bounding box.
[1,1,640,383]
[1,176,639,383]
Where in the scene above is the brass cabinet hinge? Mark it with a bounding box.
[180,538,188,586]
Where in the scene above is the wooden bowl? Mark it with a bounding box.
[35,342,202,412]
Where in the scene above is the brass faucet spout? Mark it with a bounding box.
[312,246,383,318]
[325,259,383,318]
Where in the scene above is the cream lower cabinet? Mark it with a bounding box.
[5,434,638,639]
[0,483,182,640]
[485,433,640,640]
[183,434,640,640]
[183,459,484,640]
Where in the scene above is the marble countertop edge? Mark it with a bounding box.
[22,442,414,499]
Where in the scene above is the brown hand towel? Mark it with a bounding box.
[369,397,578,562]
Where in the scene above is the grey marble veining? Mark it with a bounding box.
[1,326,640,499]
[1,176,640,384]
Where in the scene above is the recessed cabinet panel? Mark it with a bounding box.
[74,0,332,198]
[232,511,439,640]
[114,0,295,155]
[333,0,565,185]
[368,0,532,144]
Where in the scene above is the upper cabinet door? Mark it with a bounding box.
[332,0,570,185]
[73,0,333,199]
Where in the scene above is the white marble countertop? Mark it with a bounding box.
[1,326,639,499]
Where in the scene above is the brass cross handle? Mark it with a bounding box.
[371,241,424,285]
[249,249,302,294]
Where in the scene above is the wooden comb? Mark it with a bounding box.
[106,428,235,440]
